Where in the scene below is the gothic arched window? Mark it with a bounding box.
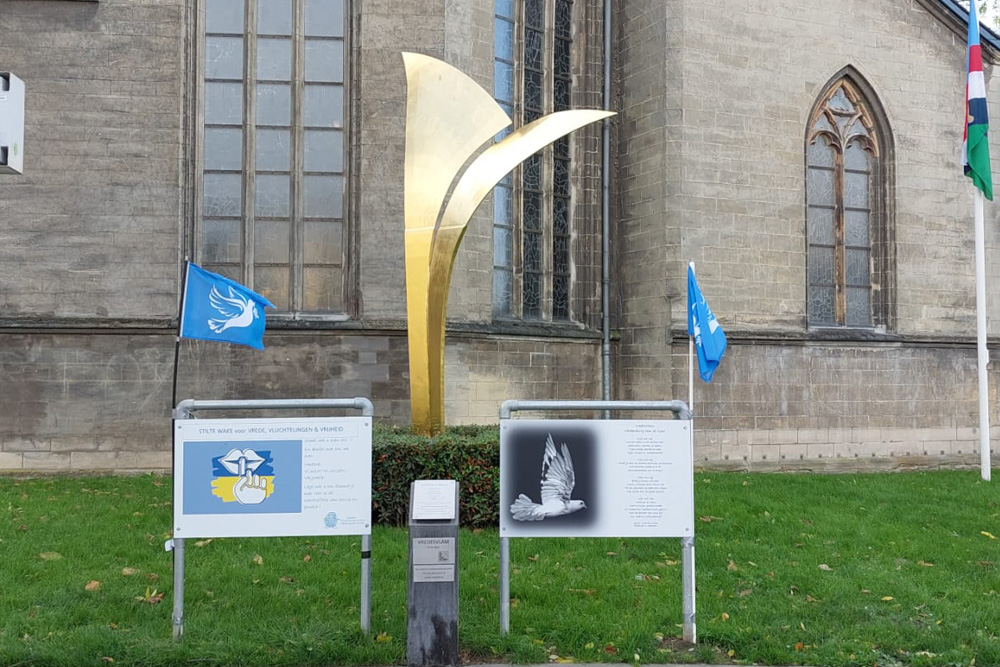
[806,75,893,329]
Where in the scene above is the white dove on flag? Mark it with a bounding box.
[510,434,587,521]
[207,285,260,334]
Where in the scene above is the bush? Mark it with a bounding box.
[371,424,500,529]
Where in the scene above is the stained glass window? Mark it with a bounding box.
[201,0,347,313]
[805,79,884,328]
[492,0,576,321]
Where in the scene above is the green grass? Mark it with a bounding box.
[3,471,1000,666]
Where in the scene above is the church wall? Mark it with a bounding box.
[645,0,1000,467]
[613,0,683,403]
[0,0,607,473]
[0,331,601,471]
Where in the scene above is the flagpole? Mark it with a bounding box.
[688,261,695,418]
[975,190,992,480]
[684,260,697,645]
[171,259,190,412]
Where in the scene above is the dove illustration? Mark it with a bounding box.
[510,434,587,521]
[207,285,259,333]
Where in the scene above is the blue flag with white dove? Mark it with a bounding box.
[686,265,727,383]
[179,263,275,349]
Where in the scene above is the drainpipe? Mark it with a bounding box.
[601,0,613,410]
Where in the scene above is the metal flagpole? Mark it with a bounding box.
[975,190,992,480]
[688,262,695,417]
[683,261,696,643]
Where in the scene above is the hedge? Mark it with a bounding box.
[371,424,500,529]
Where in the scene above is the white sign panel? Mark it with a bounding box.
[500,419,693,538]
[174,417,372,538]
[412,537,456,583]
[411,479,457,520]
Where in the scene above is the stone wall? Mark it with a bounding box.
[0,0,185,323]
[674,339,996,471]
[0,330,602,471]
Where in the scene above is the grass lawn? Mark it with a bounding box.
[2,470,1000,666]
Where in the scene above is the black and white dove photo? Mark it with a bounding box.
[501,425,596,535]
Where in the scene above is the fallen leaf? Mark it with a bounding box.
[194,539,213,548]
[303,554,311,562]
[805,595,819,603]
[721,612,730,620]
[253,554,263,566]
[861,588,871,594]
[727,649,736,657]
[101,658,114,664]
[279,576,295,584]
[584,642,594,650]
[39,552,63,561]
[881,596,894,601]
[555,657,574,664]
[982,531,997,540]
[606,552,617,557]
[146,573,160,581]
[918,561,934,567]
[978,561,994,567]
[795,642,804,651]
[633,653,641,663]
[121,567,138,576]
[375,631,392,643]
[604,645,618,655]
[528,554,539,562]
[85,581,101,592]
[818,563,832,571]
[727,560,738,571]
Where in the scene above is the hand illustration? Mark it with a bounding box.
[233,469,267,505]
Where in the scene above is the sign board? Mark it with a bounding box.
[411,479,457,521]
[500,419,693,538]
[173,417,372,538]
[412,537,456,582]
[0,73,25,174]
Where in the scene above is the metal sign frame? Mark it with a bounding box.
[170,398,374,640]
[498,400,696,643]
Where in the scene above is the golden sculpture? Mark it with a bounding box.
[402,52,614,434]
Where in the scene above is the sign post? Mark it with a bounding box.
[170,398,374,640]
[497,400,696,643]
[407,479,460,666]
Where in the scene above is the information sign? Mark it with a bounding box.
[500,419,693,538]
[174,417,371,538]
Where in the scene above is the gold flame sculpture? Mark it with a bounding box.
[402,52,614,435]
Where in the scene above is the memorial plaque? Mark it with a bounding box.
[500,419,693,538]
[412,537,456,583]
[411,479,458,520]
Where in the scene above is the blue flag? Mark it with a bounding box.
[687,265,727,382]
[179,263,275,349]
